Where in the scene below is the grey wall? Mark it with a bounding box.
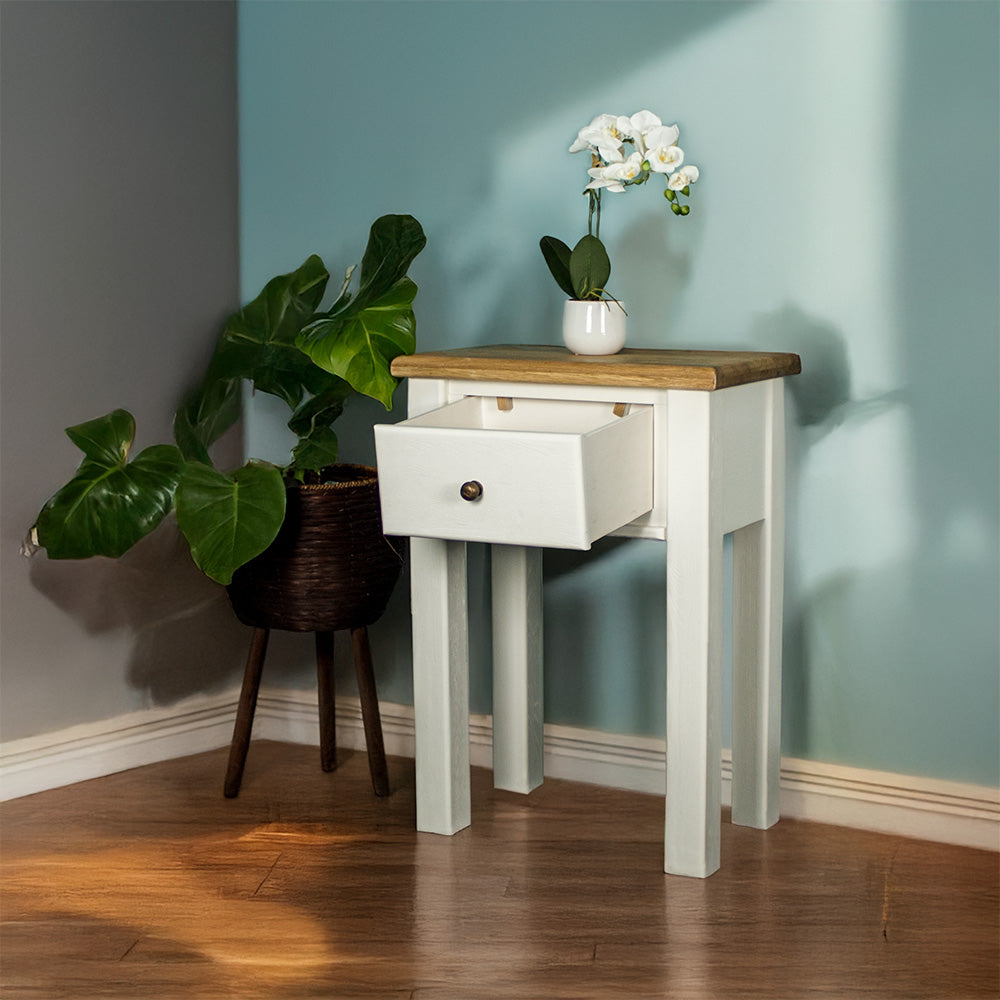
[1,0,245,741]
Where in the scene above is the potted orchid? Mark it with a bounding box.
[540,109,700,355]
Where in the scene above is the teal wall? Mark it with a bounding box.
[238,1,999,787]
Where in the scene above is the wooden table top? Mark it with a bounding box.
[392,344,801,391]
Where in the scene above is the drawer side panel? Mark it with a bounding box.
[581,406,654,539]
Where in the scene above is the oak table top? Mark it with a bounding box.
[391,344,801,391]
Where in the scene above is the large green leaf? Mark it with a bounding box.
[539,236,575,298]
[173,376,242,464]
[355,214,428,307]
[569,234,611,300]
[290,427,340,471]
[285,382,352,471]
[296,277,417,409]
[174,461,287,585]
[206,254,330,409]
[34,409,184,559]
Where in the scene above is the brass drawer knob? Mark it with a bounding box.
[460,480,483,502]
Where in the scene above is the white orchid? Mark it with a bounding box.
[544,108,701,301]
[644,124,683,173]
[644,123,679,151]
[585,151,646,193]
[569,113,625,160]
[584,166,625,194]
[667,165,700,190]
[649,144,684,174]
[608,151,646,184]
[619,110,666,154]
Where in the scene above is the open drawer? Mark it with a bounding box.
[374,395,652,549]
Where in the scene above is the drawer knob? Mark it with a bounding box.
[460,480,483,502]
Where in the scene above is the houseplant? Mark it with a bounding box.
[30,213,427,587]
[29,213,427,798]
[540,110,700,355]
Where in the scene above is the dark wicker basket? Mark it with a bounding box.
[226,464,404,632]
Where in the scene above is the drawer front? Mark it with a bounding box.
[374,398,652,549]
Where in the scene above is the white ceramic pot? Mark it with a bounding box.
[562,299,627,356]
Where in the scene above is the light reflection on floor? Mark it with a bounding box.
[4,828,341,986]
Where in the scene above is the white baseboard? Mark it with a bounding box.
[2,689,997,853]
[0,690,240,802]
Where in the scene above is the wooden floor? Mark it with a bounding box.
[1,742,997,1000]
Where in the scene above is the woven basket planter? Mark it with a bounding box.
[226,464,403,633]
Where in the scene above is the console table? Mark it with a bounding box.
[374,345,801,877]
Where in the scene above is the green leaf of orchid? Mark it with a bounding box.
[569,234,611,300]
[174,461,287,585]
[538,236,576,299]
[540,236,575,298]
[35,409,184,559]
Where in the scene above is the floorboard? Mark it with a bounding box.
[1,741,996,999]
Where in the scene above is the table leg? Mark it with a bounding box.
[491,544,544,794]
[410,536,471,835]
[665,392,724,878]
[731,381,785,829]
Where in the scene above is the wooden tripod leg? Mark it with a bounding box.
[316,631,337,772]
[224,626,270,798]
[351,626,390,797]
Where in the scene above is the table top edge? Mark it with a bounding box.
[392,345,802,390]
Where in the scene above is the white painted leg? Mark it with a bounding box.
[665,391,724,878]
[731,381,785,830]
[731,520,781,828]
[410,536,471,835]
[491,544,544,794]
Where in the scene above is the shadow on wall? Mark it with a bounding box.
[748,304,919,761]
[751,304,907,437]
[612,214,697,347]
[28,520,248,705]
[540,301,914,747]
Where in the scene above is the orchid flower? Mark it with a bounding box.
[620,109,665,154]
[543,108,701,302]
[648,143,684,175]
[569,113,626,161]
[585,172,625,194]
[645,124,683,172]
[607,151,646,184]
[585,159,625,193]
[667,165,700,190]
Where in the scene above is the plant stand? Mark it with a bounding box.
[221,464,402,801]
[224,625,389,798]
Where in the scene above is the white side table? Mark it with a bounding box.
[375,345,801,878]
